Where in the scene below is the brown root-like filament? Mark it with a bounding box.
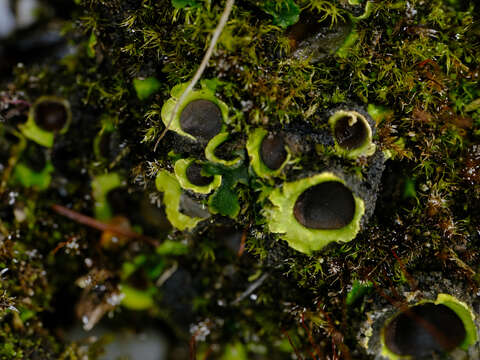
[51,204,159,247]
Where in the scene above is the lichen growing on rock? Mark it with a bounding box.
[0,0,480,358]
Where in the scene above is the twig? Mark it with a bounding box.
[237,225,248,257]
[51,204,159,247]
[231,273,269,305]
[154,0,235,151]
[281,329,303,360]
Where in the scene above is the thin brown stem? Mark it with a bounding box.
[51,204,159,247]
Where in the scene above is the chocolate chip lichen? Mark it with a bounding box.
[328,109,376,158]
[174,158,222,194]
[293,181,356,230]
[179,99,223,141]
[34,100,69,132]
[160,81,228,143]
[383,303,465,357]
[260,133,288,170]
[185,162,214,186]
[1,0,480,359]
[246,128,290,179]
[379,294,478,360]
[265,172,366,254]
[19,96,71,148]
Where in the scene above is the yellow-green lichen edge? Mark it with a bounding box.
[12,161,54,190]
[119,283,155,311]
[93,116,116,160]
[174,158,222,194]
[205,132,243,166]
[161,82,228,141]
[264,172,365,254]
[155,170,203,231]
[348,1,375,21]
[335,26,359,59]
[20,96,72,148]
[380,293,478,360]
[329,110,376,159]
[246,128,291,179]
[92,172,123,221]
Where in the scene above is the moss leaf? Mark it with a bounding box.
[171,0,200,9]
[261,0,300,29]
[156,240,189,256]
[133,77,161,100]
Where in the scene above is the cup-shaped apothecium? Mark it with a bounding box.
[160,81,229,143]
[293,181,355,230]
[260,133,288,171]
[179,99,223,141]
[205,132,243,167]
[20,96,71,148]
[265,172,365,254]
[174,158,222,195]
[185,162,214,187]
[246,128,290,179]
[34,99,69,132]
[381,294,478,359]
[329,109,376,159]
[384,303,465,357]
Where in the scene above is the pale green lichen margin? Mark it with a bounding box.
[435,294,477,351]
[264,172,365,254]
[13,161,54,190]
[92,172,123,221]
[205,132,243,166]
[160,82,228,141]
[336,1,376,58]
[119,283,154,311]
[174,158,222,194]
[380,293,478,360]
[19,96,72,148]
[246,128,291,179]
[348,0,375,20]
[155,170,203,231]
[328,110,376,159]
[93,116,116,160]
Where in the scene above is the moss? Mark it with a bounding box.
[1,0,480,358]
